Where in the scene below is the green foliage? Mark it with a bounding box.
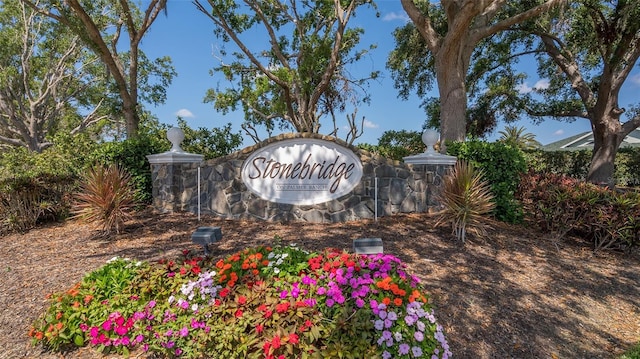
[0,138,88,181]
[517,171,640,251]
[196,0,379,140]
[73,164,138,235]
[0,134,97,233]
[435,161,496,242]
[30,246,451,358]
[29,257,147,351]
[497,125,541,150]
[361,130,424,161]
[447,140,527,223]
[176,118,242,160]
[620,342,640,359]
[88,132,168,203]
[615,148,640,187]
[0,0,101,151]
[523,149,592,180]
[524,148,640,187]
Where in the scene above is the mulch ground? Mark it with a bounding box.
[1,208,639,359]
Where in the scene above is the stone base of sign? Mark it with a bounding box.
[149,133,454,223]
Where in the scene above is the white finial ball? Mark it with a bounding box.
[422,129,439,153]
[167,127,185,152]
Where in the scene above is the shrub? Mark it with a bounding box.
[446,140,527,223]
[30,245,452,358]
[517,171,640,251]
[0,174,76,234]
[0,134,97,233]
[73,164,138,235]
[524,148,640,187]
[435,161,495,242]
[88,134,168,204]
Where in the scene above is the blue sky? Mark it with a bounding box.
[142,1,640,147]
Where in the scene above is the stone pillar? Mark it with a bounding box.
[403,129,457,213]
[146,128,204,213]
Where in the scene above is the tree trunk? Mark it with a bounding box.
[122,95,140,139]
[436,55,468,151]
[587,121,624,186]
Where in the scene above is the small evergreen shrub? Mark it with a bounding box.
[73,164,138,235]
[517,171,640,251]
[446,140,527,223]
[435,161,496,242]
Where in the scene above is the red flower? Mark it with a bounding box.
[257,304,268,312]
[237,296,247,305]
[179,267,187,275]
[219,288,230,298]
[271,336,281,349]
[191,266,201,275]
[288,333,299,344]
[263,341,271,354]
[256,324,264,334]
[275,302,290,313]
[235,309,243,318]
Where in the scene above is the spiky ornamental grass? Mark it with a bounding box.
[436,161,496,243]
[73,164,137,235]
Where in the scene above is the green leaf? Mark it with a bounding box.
[73,334,84,346]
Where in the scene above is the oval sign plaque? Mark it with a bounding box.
[241,138,363,205]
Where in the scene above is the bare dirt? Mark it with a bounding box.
[1,208,639,359]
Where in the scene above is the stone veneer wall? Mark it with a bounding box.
[150,133,452,223]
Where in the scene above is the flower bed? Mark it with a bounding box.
[30,244,451,358]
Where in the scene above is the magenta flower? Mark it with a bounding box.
[101,320,112,331]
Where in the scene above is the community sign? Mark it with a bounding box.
[241,138,363,205]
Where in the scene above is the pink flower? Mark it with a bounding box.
[102,320,112,331]
[115,325,128,336]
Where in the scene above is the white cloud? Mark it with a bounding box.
[533,79,550,90]
[382,11,410,23]
[363,120,379,129]
[175,108,195,118]
[516,83,533,94]
[516,78,550,94]
[631,74,640,86]
[553,129,565,136]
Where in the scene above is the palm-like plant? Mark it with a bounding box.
[498,125,541,150]
[435,160,496,243]
[73,164,137,235]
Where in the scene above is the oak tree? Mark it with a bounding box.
[22,0,175,139]
[394,0,564,149]
[194,0,379,144]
